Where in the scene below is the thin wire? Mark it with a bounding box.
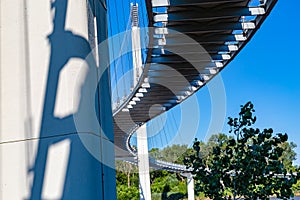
[139,0,146,28]
[122,0,134,88]
[152,118,161,149]
[166,113,174,144]
[113,0,127,98]
[118,2,133,96]
[171,109,184,143]
[148,122,154,150]
[159,114,169,148]
[139,0,149,66]
[149,121,156,152]
[156,118,164,149]
[108,10,120,105]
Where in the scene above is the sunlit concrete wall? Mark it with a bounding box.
[0,0,116,199]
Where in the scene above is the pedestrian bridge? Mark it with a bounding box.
[111,0,277,171]
[109,0,277,198]
[0,0,278,199]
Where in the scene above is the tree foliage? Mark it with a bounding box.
[117,184,139,200]
[151,171,187,200]
[184,102,300,200]
[150,145,190,165]
[116,146,189,200]
[116,160,138,188]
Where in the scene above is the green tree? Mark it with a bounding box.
[116,160,138,188]
[150,171,186,200]
[116,146,190,200]
[116,161,139,200]
[117,185,139,200]
[184,102,300,200]
[149,146,189,199]
[150,145,190,164]
[279,141,297,171]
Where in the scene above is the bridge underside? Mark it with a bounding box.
[113,0,278,169]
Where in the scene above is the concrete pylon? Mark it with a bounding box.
[136,124,152,200]
[131,3,143,87]
[0,0,116,199]
[182,172,195,200]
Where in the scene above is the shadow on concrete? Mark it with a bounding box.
[28,0,115,199]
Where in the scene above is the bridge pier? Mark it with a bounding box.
[182,173,195,200]
[131,3,143,87]
[136,124,152,200]
[0,0,116,199]
[131,5,151,199]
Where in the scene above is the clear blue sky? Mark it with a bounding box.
[145,0,300,164]
[220,0,300,164]
[109,0,300,164]
[188,0,300,165]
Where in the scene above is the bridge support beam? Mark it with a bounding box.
[131,3,143,87]
[182,173,195,200]
[187,175,195,200]
[137,124,152,200]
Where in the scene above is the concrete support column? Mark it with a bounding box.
[0,0,116,199]
[187,175,195,200]
[182,173,195,200]
[131,3,143,87]
[136,124,152,200]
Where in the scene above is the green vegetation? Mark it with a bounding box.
[116,145,189,200]
[184,102,300,199]
[116,102,300,199]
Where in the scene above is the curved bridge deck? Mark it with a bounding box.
[113,0,278,171]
